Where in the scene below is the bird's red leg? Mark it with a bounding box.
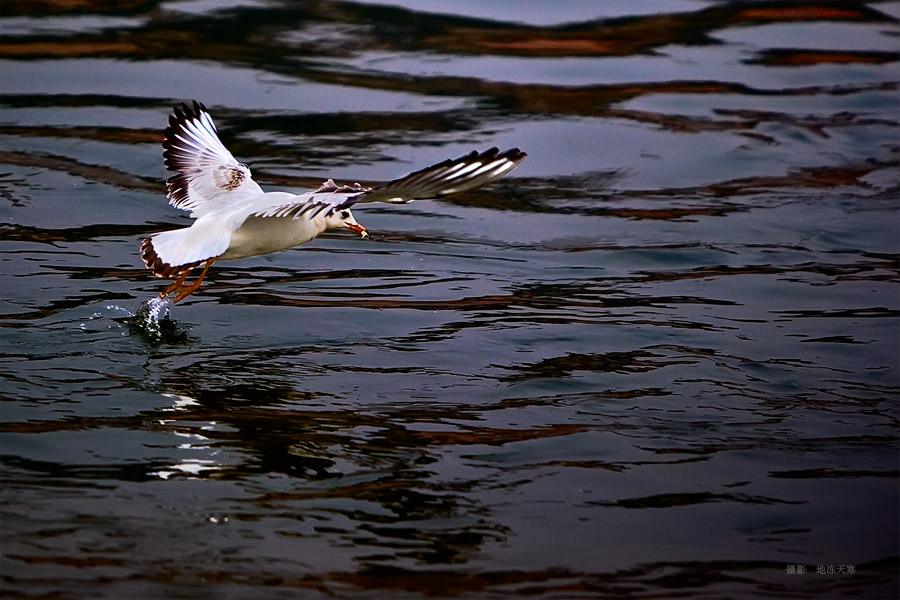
[161,268,191,299]
[173,258,217,303]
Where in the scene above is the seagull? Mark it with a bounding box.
[141,101,526,303]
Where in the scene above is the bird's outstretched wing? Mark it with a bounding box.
[348,147,527,207]
[245,148,526,222]
[163,101,263,217]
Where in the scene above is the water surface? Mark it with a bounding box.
[1,1,899,598]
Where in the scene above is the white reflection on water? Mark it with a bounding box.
[153,395,225,480]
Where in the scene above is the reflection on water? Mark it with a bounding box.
[1,0,898,598]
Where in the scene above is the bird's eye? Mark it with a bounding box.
[340,211,350,219]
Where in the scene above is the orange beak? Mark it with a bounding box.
[347,223,369,239]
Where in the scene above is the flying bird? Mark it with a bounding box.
[141,101,526,302]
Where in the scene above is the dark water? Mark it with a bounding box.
[2,1,899,598]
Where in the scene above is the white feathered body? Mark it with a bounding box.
[221,193,329,260]
[148,191,336,267]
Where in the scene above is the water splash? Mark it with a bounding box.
[136,296,171,324]
[128,296,190,342]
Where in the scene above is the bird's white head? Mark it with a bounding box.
[325,208,368,239]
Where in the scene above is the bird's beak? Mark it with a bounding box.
[347,223,369,239]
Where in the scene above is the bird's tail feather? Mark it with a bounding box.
[141,234,200,279]
[141,219,230,278]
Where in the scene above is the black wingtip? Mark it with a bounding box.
[466,147,526,163]
[163,101,215,172]
[170,100,206,121]
[503,148,527,161]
